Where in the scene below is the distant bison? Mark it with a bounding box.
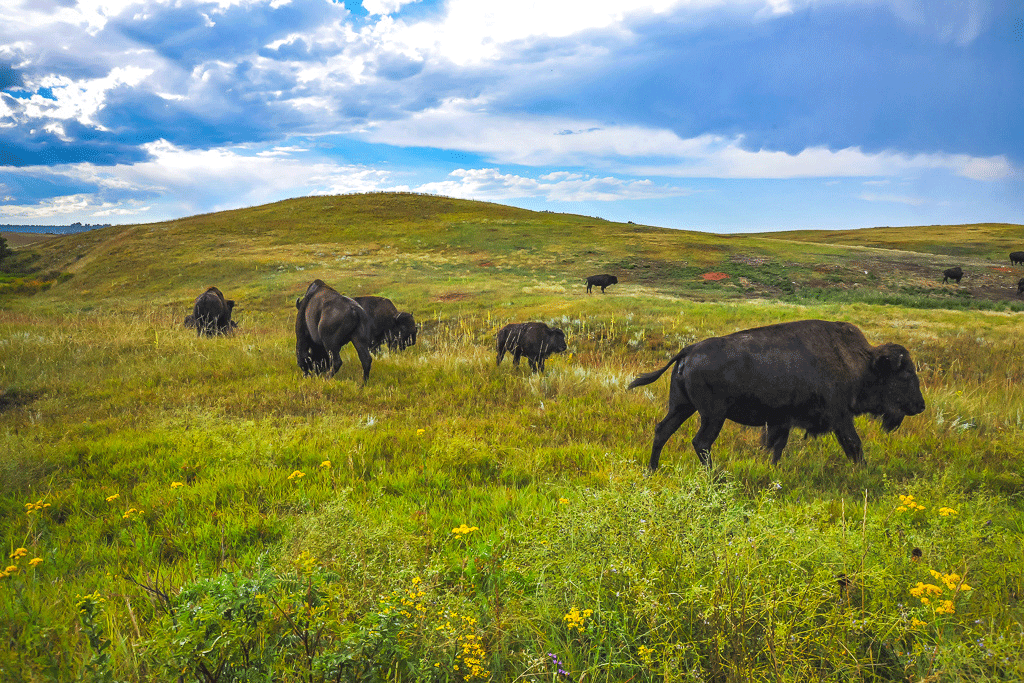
[496,322,567,373]
[942,267,963,284]
[353,296,417,352]
[586,274,618,294]
[1011,251,1024,266]
[295,279,373,384]
[1018,278,1024,297]
[190,286,236,336]
[628,319,926,470]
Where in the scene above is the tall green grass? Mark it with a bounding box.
[2,194,1023,681]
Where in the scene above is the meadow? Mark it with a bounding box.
[1,193,1023,682]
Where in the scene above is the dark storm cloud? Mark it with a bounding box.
[487,2,1024,164]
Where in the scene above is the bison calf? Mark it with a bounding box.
[586,274,618,294]
[1010,251,1024,266]
[353,296,417,352]
[295,279,374,384]
[629,319,925,470]
[942,267,963,284]
[496,322,567,373]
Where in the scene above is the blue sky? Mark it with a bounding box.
[1,0,1021,232]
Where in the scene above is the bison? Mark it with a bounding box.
[586,274,618,294]
[190,286,236,336]
[1011,251,1024,266]
[353,296,417,352]
[1018,278,1024,297]
[496,322,567,373]
[628,319,926,470]
[942,266,963,284]
[295,279,374,384]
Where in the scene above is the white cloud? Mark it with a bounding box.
[358,100,1017,182]
[363,0,421,17]
[414,167,691,202]
[4,67,153,130]
[858,192,926,207]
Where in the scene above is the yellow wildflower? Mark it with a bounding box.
[938,507,957,516]
[105,493,119,502]
[5,565,18,574]
[452,524,479,536]
[288,470,305,480]
[559,497,569,505]
[911,618,926,628]
[171,481,184,488]
[320,460,331,469]
[416,428,425,436]
[29,557,43,567]
[9,547,28,560]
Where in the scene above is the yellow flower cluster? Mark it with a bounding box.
[896,494,925,512]
[122,507,143,520]
[25,499,51,515]
[105,493,120,503]
[457,632,489,680]
[909,570,972,614]
[170,481,184,489]
[929,570,972,593]
[452,524,479,536]
[563,606,593,634]
[637,644,655,666]
[287,470,305,481]
[558,498,570,505]
[1,547,43,579]
[938,506,958,517]
[910,618,927,628]
[320,460,331,469]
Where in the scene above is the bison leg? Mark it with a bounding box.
[649,404,696,471]
[496,345,507,366]
[512,350,522,367]
[691,410,727,468]
[352,340,373,385]
[587,283,593,294]
[832,417,865,464]
[761,425,791,464]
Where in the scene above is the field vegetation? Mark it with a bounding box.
[2,193,1023,682]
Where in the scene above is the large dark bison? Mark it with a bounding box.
[1011,251,1024,266]
[353,296,417,352]
[1018,278,1024,297]
[190,286,236,336]
[943,266,964,284]
[586,274,618,294]
[628,319,926,470]
[295,280,374,384]
[496,322,567,373]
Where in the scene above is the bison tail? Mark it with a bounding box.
[627,349,688,389]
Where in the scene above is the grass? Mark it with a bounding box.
[1,192,1024,682]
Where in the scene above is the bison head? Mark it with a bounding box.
[395,312,417,349]
[547,328,568,354]
[863,343,926,432]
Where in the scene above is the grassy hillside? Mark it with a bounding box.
[2,193,1023,682]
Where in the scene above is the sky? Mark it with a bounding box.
[1,0,1022,233]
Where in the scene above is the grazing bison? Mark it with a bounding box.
[586,274,618,294]
[1018,278,1024,297]
[353,296,417,352]
[942,267,964,284]
[496,322,567,373]
[628,319,926,470]
[1011,251,1024,266]
[295,279,374,384]
[191,287,236,336]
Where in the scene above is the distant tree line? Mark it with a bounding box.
[1,222,111,232]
